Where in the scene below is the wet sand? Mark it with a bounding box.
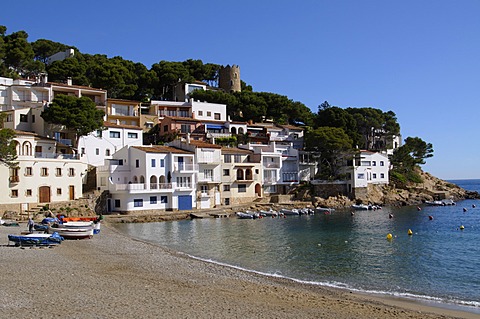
[0,222,477,319]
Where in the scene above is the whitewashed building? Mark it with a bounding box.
[344,151,390,193]
[1,131,87,212]
[97,145,196,212]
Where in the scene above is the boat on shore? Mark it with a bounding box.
[259,209,279,217]
[236,211,261,219]
[425,199,456,206]
[315,207,335,213]
[47,221,94,239]
[279,208,300,216]
[8,232,64,246]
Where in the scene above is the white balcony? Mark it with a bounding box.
[173,163,197,172]
[198,175,221,183]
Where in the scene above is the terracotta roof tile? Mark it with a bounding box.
[132,145,193,154]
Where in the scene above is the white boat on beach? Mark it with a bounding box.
[236,211,260,219]
[48,221,94,239]
[260,209,279,217]
[315,207,335,213]
[425,199,456,206]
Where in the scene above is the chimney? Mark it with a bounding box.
[192,111,195,119]
[67,77,72,86]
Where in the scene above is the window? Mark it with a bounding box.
[181,124,190,134]
[151,159,156,167]
[207,111,211,117]
[97,130,103,138]
[115,199,121,208]
[224,155,232,163]
[238,184,247,193]
[372,161,376,166]
[380,161,384,166]
[255,169,259,174]
[176,176,191,188]
[380,173,385,178]
[56,168,62,176]
[11,190,18,197]
[163,125,168,132]
[357,173,365,179]
[106,149,110,156]
[81,148,85,155]
[224,198,230,205]
[198,111,203,116]
[26,189,32,197]
[134,199,143,207]
[373,173,377,179]
[160,159,165,167]
[96,148,100,155]
[135,159,140,168]
[25,167,32,176]
[68,168,75,177]
[110,131,120,138]
[234,155,241,163]
[150,196,157,204]
[41,167,48,176]
[128,132,138,139]
[160,196,168,204]
[214,113,221,120]
[223,185,230,191]
[20,114,28,122]
[32,115,35,123]
[223,169,230,176]
[6,114,13,122]
[201,185,208,195]
[57,188,62,195]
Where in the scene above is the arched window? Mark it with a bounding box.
[245,168,253,180]
[133,176,138,183]
[22,141,32,156]
[238,127,244,134]
[150,175,157,189]
[231,127,237,135]
[140,175,145,184]
[159,175,166,183]
[236,169,244,180]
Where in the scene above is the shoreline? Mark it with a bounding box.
[1,222,478,318]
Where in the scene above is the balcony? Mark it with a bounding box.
[198,176,221,183]
[35,152,80,160]
[282,172,299,183]
[150,183,173,190]
[263,163,280,169]
[56,138,72,146]
[263,177,278,184]
[114,183,174,193]
[173,163,197,172]
[175,183,193,190]
[206,132,232,139]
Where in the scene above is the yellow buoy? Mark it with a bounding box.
[408,229,413,236]
[386,233,393,240]
[460,225,465,230]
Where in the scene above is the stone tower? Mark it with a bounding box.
[219,65,241,93]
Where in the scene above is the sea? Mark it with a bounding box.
[113,179,480,314]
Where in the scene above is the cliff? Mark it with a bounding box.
[309,169,478,209]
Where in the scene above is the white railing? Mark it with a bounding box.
[263,163,280,169]
[173,164,197,172]
[35,152,79,160]
[149,183,173,190]
[198,176,221,183]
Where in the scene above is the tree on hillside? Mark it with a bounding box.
[41,95,105,148]
[316,104,360,147]
[304,127,354,180]
[390,136,433,185]
[2,29,42,78]
[31,39,73,64]
[0,113,17,168]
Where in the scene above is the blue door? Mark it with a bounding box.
[178,157,184,171]
[178,195,192,210]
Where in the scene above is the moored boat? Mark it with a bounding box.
[279,208,300,215]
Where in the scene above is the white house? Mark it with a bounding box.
[77,122,143,167]
[0,131,87,212]
[344,151,390,193]
[169,138,223,209]
[97,145,196,212]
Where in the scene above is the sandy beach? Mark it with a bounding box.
[0,222,477,319]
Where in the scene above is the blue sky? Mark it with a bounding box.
[2,0,479,180]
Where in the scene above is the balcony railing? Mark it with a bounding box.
[198,176,221,183]
[263,177,278,184]
[35,152,80,160]
[175,183,193,189]
[263,163,280,169]
[56,138,72,146]
[150,183,173,190]
[173,164,197,172]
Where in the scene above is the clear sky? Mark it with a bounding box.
[2,0,479,180]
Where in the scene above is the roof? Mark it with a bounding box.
[221,147,253,155]
[107,98,141,104]
[132,145,193,154]
[104,122,142,130]
[279,124,303,131]
[188,140,222,149]
[229,121,248,125]
[47,82,107,92]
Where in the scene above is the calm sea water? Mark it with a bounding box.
[114,179,480,313]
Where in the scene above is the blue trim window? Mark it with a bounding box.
[151,159,156,167]
[134,199,143,207]
[160,159,165,167]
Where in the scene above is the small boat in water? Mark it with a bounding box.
[236,212,258,219]
[315,207,335,213]
[425,199,456,206]
[260,209,278,217]
[8,232,64,246]
[279,208,300,216]
[351,204,370,210]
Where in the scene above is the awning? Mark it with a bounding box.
[207,124,225,129]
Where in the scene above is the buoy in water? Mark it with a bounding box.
[389,213,393,219]
[463,208,467,212]
[386,233,393,240]
[408,229,413,236]
[428,215,433,220]
[460,225,465,230]
[472,204,476,208]
[417,206,422,211]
